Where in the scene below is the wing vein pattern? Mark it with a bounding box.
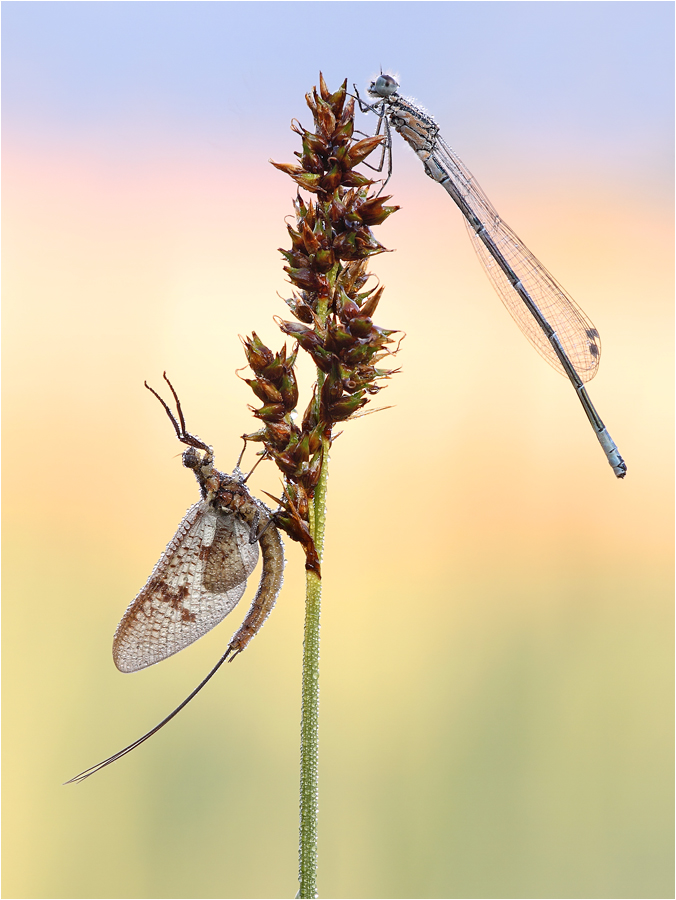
[433,136,601,382]
[113,501,259,673]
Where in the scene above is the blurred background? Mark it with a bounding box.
[3,2,673,898]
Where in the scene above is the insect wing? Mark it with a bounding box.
[435,136,601,383]
[113,501,259,673]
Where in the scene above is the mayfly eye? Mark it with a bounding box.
[182,448,199,469]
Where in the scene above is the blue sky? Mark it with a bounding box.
[3,1,673,178]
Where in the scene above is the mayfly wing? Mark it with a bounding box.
[66,494,283,784]
[112,501,259,673]
[433,135,601,383]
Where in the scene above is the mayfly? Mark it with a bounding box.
[355,74,626,478]
[66,375,285,783]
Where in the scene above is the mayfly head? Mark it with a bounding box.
[145,373,218,493]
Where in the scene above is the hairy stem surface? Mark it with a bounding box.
[298,440,329,898]
[298,283,332,898]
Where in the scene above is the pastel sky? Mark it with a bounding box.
[3,4,673,899]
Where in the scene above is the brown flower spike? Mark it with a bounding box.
[242,74,400,574]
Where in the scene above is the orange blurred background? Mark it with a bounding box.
[3,4,673,898]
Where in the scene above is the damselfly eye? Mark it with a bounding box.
[370,74,399,97]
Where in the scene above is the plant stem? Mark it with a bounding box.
[298,437,329,899]
[298,279,333,898]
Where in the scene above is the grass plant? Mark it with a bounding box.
[241,74,400,897]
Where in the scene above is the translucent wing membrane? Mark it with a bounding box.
[434,137,601,383]
[113,502,259,673]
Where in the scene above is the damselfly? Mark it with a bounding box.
[355,74,626,478]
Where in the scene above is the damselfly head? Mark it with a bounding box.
[369,73,399,98]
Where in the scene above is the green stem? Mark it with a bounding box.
[298,281,334,898]
[298,438,329,899]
